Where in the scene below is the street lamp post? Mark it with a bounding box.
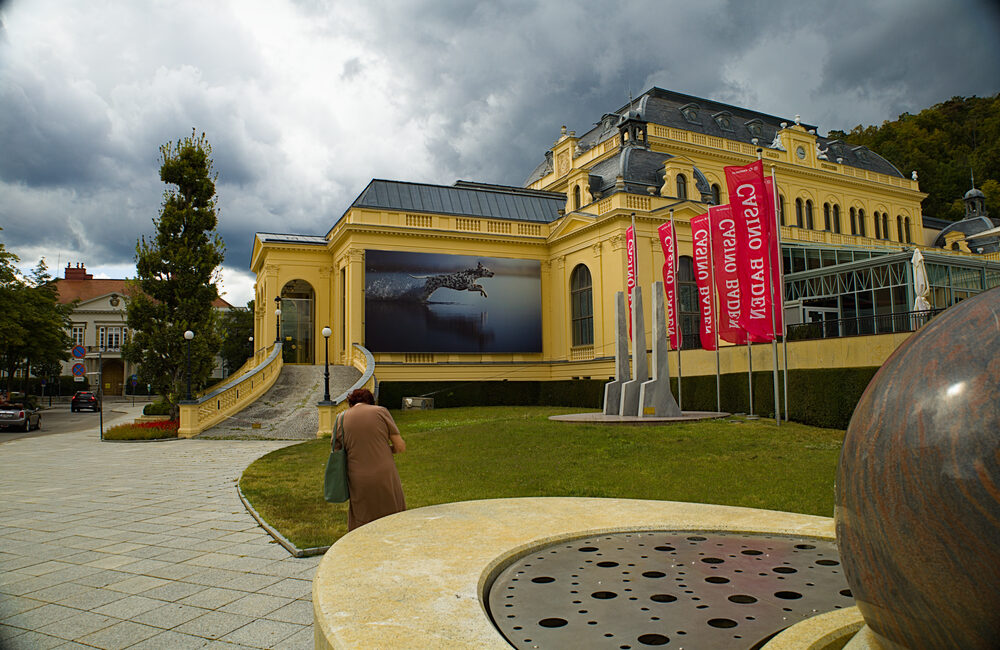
[248,336,254,362]
[322,327,332,402]
[184,330,194,401]
[274,296,282,344]
[98,342,104,441]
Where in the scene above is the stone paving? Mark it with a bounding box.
[0,404,320,649]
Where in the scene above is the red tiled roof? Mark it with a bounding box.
[54,279,233,308]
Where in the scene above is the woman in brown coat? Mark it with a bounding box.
[336,388,406,531]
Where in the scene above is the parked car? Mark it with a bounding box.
[0,402,41,431]
[71,391,101,412]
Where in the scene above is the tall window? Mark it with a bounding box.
[858,209,867,237]
[874,211,881,239]
[676,174,688,199]
[823,203,831,231]
[896,215,903,242]
[850,207,857,235]
[833,204,841,234]
[100,326,123,350]
[779,194,786,226]
[711,183,721,205]
[573,185,581,210]
[570,264,594,346]
[795,198,804,227]
[805,200,815,229]
[883,213,890,240]
[677,256,699,349]
[72,325,85,346]
[904,217,912,243]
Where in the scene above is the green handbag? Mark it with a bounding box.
[324,413,350,503]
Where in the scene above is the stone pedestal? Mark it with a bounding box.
[602,292,629,415]
[619,287,647,417]
[639,283,682,417]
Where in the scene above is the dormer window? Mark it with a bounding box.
[713,111,734,132]
[679,103,701,125]
[744,119,764,139]
[852,146,869,163]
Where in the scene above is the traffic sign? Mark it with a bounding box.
[72,345,86,359]
[72,363,86,376]
[131,375,138,387]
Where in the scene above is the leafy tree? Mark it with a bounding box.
[829,94,1000,221]
[218,300,255,376]
[123,131,225,415]
[0,245,74,396]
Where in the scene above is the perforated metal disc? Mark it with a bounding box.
[487,531,854,649]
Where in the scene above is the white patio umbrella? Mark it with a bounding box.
[911,249,931,312]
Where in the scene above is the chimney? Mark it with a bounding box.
[64,263,93,280]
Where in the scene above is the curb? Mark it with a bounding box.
[236,484,330,559]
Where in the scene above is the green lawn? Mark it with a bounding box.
[239,406,845,550]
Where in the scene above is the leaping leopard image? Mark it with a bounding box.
[410,262,495,302]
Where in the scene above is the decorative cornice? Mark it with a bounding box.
[609,233,626,251]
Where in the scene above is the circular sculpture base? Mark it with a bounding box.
[488,531,853,649]
[835,287,1000,649]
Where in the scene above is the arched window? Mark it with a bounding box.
[573,185,581,211]
[570,264,593,347]
[883,213,890,240]
[850,207,857,235]
[904,217,912,243]
[823,203,831,231]
[805,200,815,229]
[858,209,866,237]
[874,211,881,239]
[795,198,804,227]
[711,183,721,205]
[676,174,688,200]
[779,194,786,226]
[896,215,903,242]
[833,205,841,234]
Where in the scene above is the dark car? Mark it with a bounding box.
[0,402,41,431]
[71,391,101,412]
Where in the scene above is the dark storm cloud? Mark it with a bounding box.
[0,0,997,304]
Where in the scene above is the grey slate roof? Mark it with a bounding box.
[526,87,905,185]
[349,179,566,223]
[256,233,327,245]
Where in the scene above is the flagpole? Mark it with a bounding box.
[746,337,754,417]
[707,210,721,413]
[757,148,781,427]
[669,209,682,411]
[771,165,789,422]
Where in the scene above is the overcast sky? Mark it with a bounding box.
[2,0,998,306]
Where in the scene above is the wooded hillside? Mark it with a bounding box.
[828,94,999,222]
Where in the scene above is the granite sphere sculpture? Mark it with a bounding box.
[835,287,1000,649]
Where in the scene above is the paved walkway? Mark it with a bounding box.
[199,365,360,440]
[0,405,320,649]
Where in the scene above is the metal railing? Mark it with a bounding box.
[785,309,944,341]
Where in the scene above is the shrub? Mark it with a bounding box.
[143,400,172,416]
[104,420,179,440]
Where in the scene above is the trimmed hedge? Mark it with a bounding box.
[143,400,173,416]
[379,366,880,430]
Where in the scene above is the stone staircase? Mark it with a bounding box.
[197,364,361,440]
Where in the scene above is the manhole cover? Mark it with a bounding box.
[487,531,853,649]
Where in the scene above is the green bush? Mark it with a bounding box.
[143,400,173,416]
[378,379,606,410]
[380,367,880,430]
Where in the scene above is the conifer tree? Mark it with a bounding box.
[123,131,225,412]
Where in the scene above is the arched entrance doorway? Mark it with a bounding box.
[102,359,125,396]
[280,279,316,364]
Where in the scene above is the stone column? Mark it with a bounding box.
[602,291,629,415]
[619,286,647,416]
[640,283,682,416]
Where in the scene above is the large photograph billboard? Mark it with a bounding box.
[365,250,542,353]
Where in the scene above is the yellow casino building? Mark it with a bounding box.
[250,88,1000,388]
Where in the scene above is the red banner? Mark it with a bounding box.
[763,176,784,333]
[690,213,716,351]
[709,205,747,345]
[626,225,636,340]
[724,160,775,341]
[657,220,681,350]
